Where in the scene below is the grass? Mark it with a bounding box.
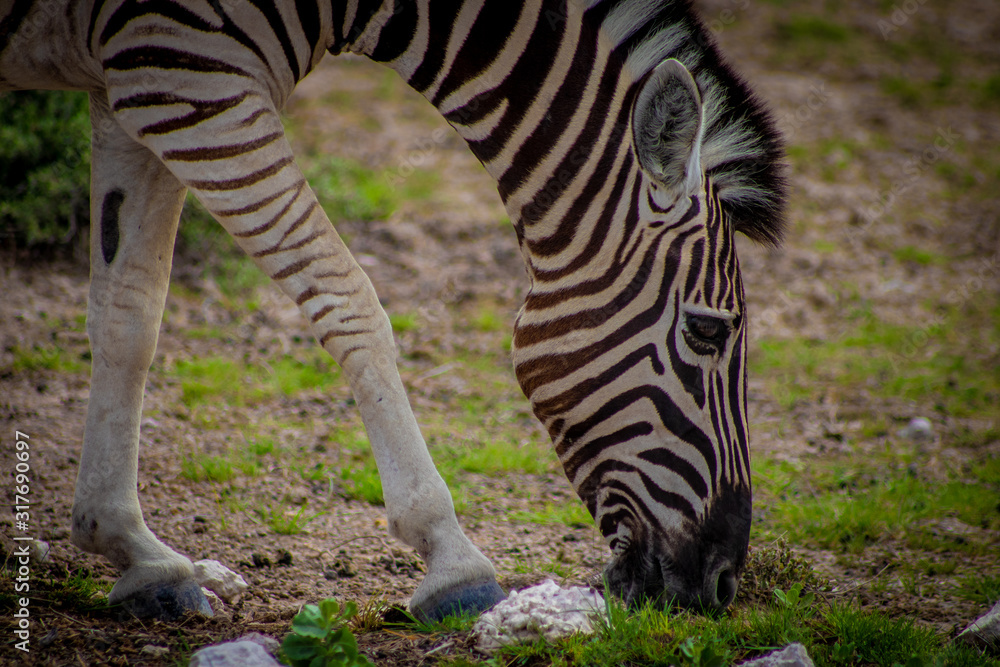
[5,343,86,374]
[487,588,998,667]
[751,452,1000,553]
[255,502,327,535]
[171,350,341,408]
[750,302,1000,418]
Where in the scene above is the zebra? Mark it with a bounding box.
[0,0,784,620]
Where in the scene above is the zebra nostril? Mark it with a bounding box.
[707,565,738,611]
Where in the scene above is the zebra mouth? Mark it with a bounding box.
[603,543,740,613]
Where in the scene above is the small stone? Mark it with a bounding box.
[737,643,815,666]
[957,599,1000,651]
[189,640,280,667]
[30,540,50,563]
[193,560,249,603]
[141,645,170,657]
[898,417,934,442]
[201,587,225,615]
[276,549,293,566]
[251,552,271,568]
[236,632,281,656]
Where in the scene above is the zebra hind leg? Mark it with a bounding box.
[71,92,211,620]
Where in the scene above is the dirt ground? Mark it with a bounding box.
[2,1,999,665]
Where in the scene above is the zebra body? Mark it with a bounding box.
[1,0,784,618]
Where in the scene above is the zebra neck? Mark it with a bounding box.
[337,1,640,259]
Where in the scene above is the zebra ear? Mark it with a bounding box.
[631,58,704,196]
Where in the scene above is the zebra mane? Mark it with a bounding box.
[594,0,787,246]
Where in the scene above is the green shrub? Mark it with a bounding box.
[0,90,91,248]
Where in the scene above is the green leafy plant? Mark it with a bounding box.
[773,582,815,612]
[281,599,374,667]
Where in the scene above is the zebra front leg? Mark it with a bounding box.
[71,92,210,620]
[109,90,505,620]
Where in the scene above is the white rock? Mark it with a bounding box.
[193,559,249,603]
[473,579,607,652]
[30,540,50,563]
[236,632,281,656]
[738,643,815,666]
[957,599,1000,650]
[898,417,934,442]
[189,640,280,667]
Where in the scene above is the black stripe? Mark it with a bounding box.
[0,0,35,56]
[563,422,653,480]
[515,224,668,347]
[103,46,249,76]
[369,0,419,63]
[563,384,717,483]
[666,299,705,408]
[728,328,750,480]
[296,0,322,56]
[407,0,457,93]
[100,190,125,265]
[533,343,664,425]
[516,228,696,396]
[430,1,521,107]
[496,22,613,200]
[114,91,250,137]
[247,0,301,79]
[447,0,566,161]
[189,156,293,191]
[638,467,697,518]
[637,446,708,500]
[162,131,283,162]
[715,372,735,485]
[527,156,638,287]
[682,238,704,301]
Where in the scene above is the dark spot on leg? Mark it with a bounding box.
[89,518,98,533]
[101,189,125,264]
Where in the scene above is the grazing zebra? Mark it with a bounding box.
[0,0,784,620]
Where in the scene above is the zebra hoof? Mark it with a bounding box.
[116,579,213,620]
[410,578,506,622]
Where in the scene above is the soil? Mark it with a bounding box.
[2,1,999,665]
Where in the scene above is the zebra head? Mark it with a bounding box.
[511,57,783,612]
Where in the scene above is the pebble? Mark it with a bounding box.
[898,417,934,442]
[473,579,606,652]
[189,640,280,667]
[737,643,815,666]
[193,559,249,603]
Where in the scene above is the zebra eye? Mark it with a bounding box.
[684,314,728,351]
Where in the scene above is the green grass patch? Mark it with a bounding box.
[750,303,1000,419]
[511,501,592,528]
[892,245,945,266]
[751,452,1000,554]
[307,157,396,222]
[6,344,85,374]
[389,312,418,333]
[256,502,326,536]
[956,573,1000,606]
[171,351,340,407]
